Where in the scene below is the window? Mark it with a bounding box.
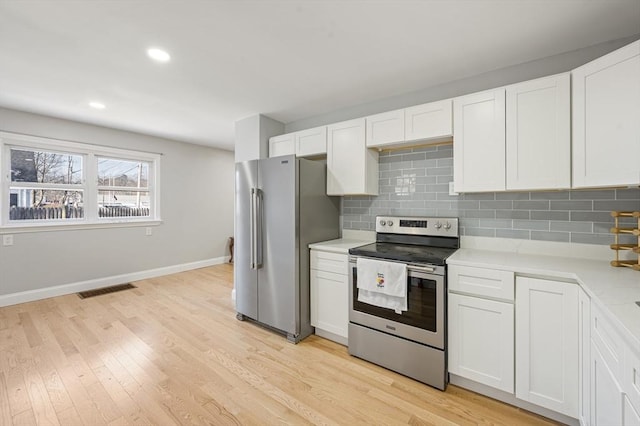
[97,157,151,218]
[1,132,160,229]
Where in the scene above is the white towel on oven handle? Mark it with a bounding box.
[357,290,407,314]
[356,258,407,313]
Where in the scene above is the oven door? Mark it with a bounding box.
[349,257,445,349]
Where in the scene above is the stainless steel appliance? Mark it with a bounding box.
[348,216,459,390]
[235,155,340,343]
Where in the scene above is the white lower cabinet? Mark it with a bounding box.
[310,249,349,344]
[449,265,584,422]
[625,395,640,426]
[448,293,514,393]
[579,287,592,426]
[515,277,579,418]
[591,342,624,425]
[449,258,640,425]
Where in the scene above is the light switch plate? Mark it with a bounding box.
[145,227,153,236]
[3,235,14,246]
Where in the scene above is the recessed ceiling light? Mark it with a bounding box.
[89,101,106,110]
[147,48,171,63]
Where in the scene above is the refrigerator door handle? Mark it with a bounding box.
[255,188,264,269]
[250,188,257,269]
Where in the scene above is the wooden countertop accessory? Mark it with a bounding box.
[610,211,640,271]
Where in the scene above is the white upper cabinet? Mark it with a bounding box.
[405,99,453,143]
[268,133,295,158]
[295,126,327,157]
[572,40,640,188]
[269,126,327,158]
[327,118,378,195]
[506,73,571,190]
[366,109,405,148]
[453,88,506,192]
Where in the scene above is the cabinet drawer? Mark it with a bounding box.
[310,250,349,275]
[591,303,625,381]
[448,265,514,301]
[625,347,640,414]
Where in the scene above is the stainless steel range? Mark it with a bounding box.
[348,216,459,390]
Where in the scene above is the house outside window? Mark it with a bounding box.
[1,132,161,229]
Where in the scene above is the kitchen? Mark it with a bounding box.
[1,2,639,425]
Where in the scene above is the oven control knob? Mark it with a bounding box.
[387,220,393,226]
[379,220,386,226]
[444,222,451,230]
[434,222,442,229]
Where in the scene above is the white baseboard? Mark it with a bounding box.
[0,256,228,307]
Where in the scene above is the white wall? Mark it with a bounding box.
[0,107,235,298]
[286,35,640,132]
[234,114,284,163]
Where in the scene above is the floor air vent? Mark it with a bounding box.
[78,283,136,299]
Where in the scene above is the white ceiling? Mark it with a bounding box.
[0,1,638,151]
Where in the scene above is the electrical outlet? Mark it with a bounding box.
[145,227,153,236]
[2,235,14,246]
[449,182,459,196]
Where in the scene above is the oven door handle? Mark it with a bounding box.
[408,265,436,273]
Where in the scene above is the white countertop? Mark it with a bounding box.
[448,248,640,354]
[308,238,373,254]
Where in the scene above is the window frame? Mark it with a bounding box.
[0,131,161,231]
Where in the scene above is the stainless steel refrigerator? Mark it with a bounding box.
[234,155,340,343]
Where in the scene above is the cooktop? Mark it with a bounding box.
[349,242,458,266]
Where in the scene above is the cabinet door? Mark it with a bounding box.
[269,133,295,157]
[579,287,592,426]
[310,269,348,339]
[515,277,579,418]
[572,40,640,188]
[625,347,640,419]
[624,395,640,426]
[591,343,624,426]
[448,293,514,393]
[405,99,453,143]
[506,73,570,190]
[295,126,327,157]
[366,109,405,148]
[327,118,378,195]
[453,89,506,192]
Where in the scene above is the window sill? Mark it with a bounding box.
[0,219,163,234]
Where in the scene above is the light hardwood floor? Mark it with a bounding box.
[0,264,559,425]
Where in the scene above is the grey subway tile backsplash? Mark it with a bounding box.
[496,210,530,220]
[513,200,550,210]
[342,145,640,246]
[513,220,550,231]
[530,210,570,221]
[531,191,570,200]
[496,229,531,239]
[549,221,593,233]
[570,190,616,200]
[550,200,593,211]
[530,231,571,242]
[594,200,640,211]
